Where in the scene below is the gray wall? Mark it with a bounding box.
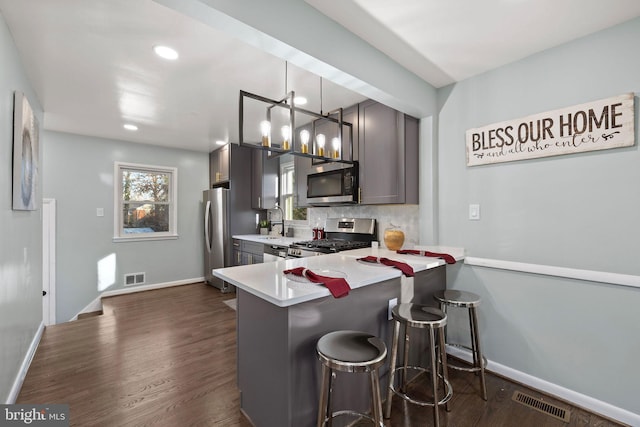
[42,131,209,322]
[436,18,640,415]
[0,13,43,402]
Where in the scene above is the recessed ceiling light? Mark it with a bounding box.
[215,140,226,146]
[153,45,179,60]
[123,124,138,131]
[294,96,307,106]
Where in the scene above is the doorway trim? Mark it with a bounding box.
[42,198,56,325]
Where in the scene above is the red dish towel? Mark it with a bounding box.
[283,267,351,298]
[396,249,457,265]
[357,256,414,277]
[358,255,380,264]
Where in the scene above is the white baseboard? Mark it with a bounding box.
[6,322,45,404]
[71,277,205,321]
[446,345,640,426]
[101,277,203,298]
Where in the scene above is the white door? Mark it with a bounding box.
[42,198,56,325]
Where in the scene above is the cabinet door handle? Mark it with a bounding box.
[258,196,261,208]
[358,187,362,204]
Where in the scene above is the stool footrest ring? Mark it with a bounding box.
[319,409,384,427]
[389,366,453,407]
[446,343,487,373]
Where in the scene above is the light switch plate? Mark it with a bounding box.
[96,208,104,217]
[469,204,480,220]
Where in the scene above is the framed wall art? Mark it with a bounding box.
[12,90,39,211]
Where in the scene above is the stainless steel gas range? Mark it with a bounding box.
[287,218,377,258]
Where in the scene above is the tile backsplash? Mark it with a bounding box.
[292,204,420,249]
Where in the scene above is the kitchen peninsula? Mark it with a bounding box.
[213,247,463,427]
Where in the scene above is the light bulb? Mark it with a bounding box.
[316,134,325,157]
[332,137,340,158]
[281,125,291,150]
[260,120,271,147]
[300,129,310,153]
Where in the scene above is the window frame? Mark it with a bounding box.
[113,161,178,242]
[279,157,308,224]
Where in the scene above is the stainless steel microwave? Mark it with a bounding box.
[307,164,358,206]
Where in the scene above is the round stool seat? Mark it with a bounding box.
[392,303,447,329]
[434,290,481,308]
[317,330,387,373]
[316,330,387,427]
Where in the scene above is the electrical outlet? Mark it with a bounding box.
[388,297,398,320]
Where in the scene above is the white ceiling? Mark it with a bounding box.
[1,0,639,153]
[307,0,640,88]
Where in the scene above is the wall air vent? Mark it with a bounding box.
[124,272,145,286]
[512,390,571,423]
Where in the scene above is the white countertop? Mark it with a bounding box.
[233,234,298,247]
[212,246,464,307]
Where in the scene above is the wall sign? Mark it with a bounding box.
[466,93,635,166]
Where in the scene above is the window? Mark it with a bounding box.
[114,162,178,242]
[280,156,307,221]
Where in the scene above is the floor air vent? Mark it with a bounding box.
[512,390,571,422]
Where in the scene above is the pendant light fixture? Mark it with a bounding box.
[238,62,354,164]
[280,62,291,150]
[314,77,327,157]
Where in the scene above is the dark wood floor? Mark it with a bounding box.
[18,283,625,427]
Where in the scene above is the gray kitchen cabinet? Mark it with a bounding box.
[232,239,242,266]
[358,99,418,205]
[234,239,263,265]
[208,145,256,270]
[252,149,278,209]
[242,252,263,265]
[209,143,230,185]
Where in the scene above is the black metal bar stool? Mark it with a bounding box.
[316,330,387,427]
[434,289,487,400]
[384,303,452,427]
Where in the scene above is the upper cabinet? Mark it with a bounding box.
[293,100,418,206]
[210,143,230,185]
[252,150,279,209]
[358,99,418,205]
[208,144,258,237]
[212,143,279,211]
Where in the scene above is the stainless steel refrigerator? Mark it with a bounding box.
[203,187,232,292]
